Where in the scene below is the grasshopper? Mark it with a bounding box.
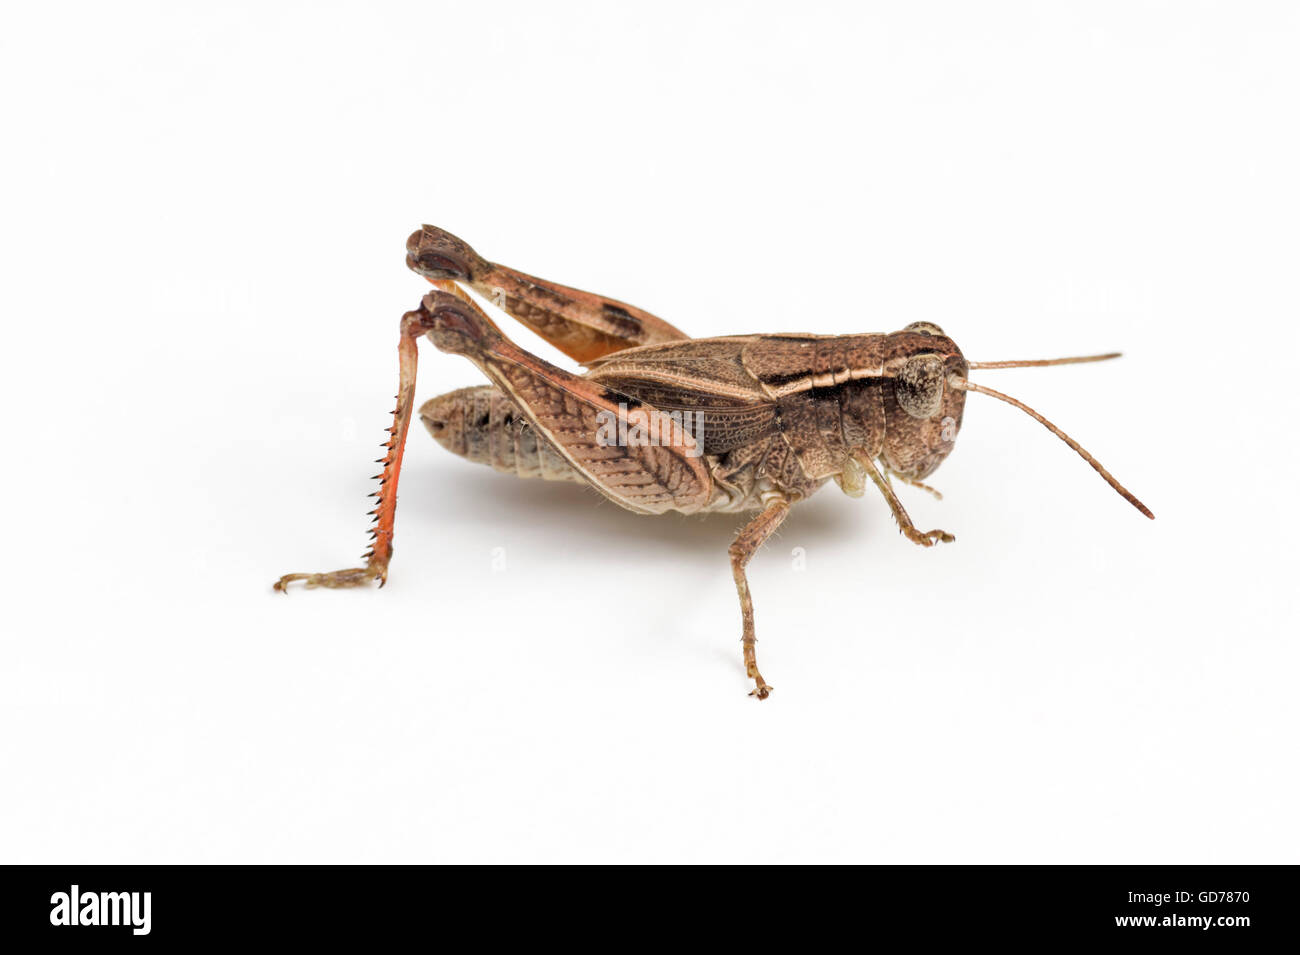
[276,225,1153,698]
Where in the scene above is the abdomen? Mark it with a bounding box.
[418,385,582,483]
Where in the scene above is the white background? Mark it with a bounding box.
[2,2,1296,863]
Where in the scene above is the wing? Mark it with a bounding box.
[584,336,780,454]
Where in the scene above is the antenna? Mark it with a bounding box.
[948,375,1154,519]
[967,352,1121,370]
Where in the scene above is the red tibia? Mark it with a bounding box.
[361,307,435,580]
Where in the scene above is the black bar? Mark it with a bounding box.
[0,865,1289,944]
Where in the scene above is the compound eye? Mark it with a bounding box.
[904,321,945,337]
[896,353,946,418]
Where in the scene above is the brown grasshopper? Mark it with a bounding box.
[276,225,1153,698]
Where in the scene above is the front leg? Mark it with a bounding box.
[885,468,943,501]
[730,497,791,700]
[856,453,954,547]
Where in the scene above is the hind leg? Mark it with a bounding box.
[276,291,712,591]
[274,302,455,591]
[406,225,690,362]
[416,291,712,514]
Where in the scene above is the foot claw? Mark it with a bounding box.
[907,528,955,547]
[749,683,774,700]
[273,565,385,593]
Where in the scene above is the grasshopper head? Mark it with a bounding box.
[879,322,969,480]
